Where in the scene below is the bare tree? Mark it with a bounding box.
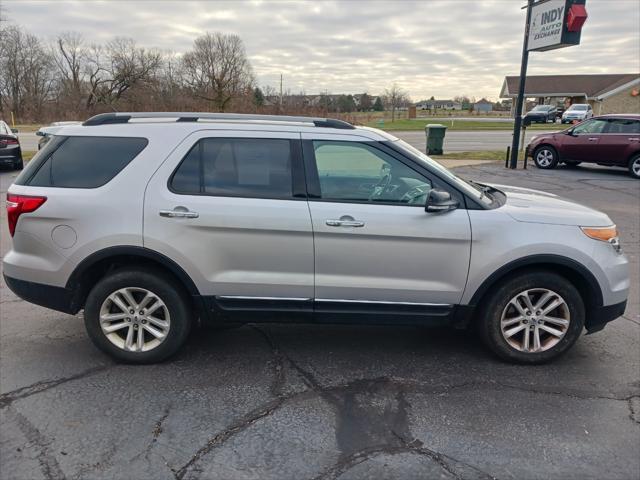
[85,38,161,110]
[0,25,54,119]
[182,32,254,112]
[52,32,87,113]
[382,83,410,122]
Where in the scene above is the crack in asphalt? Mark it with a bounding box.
[621,315,640,326]
[628,396,640,425]
[0,364,113,409]
[172,394,298,480]
[8,406,66,480]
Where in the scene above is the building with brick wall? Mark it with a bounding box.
[500,74,640,116]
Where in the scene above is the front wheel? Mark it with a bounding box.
[628,154,640,179]
[84,268,192,363]
[533,146,558,169]
[478,271,584,364]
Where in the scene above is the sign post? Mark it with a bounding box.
[508,0,588,169]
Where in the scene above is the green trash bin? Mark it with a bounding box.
[425,124,447,155]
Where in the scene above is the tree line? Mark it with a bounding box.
[0,22,409,123]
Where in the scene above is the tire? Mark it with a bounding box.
[478,271,585,364]
[628,154,640,179]
[84,268,192,363]
[533,145,558,169]
[564,161,581,168]
[14,159,23,170]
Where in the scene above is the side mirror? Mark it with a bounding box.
[36,130,45,136]
[566,128,575,136]
[11,128,18,134]
[426,189,459,213]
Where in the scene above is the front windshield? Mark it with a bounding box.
[391,139,493,205]
[568,105,587,111]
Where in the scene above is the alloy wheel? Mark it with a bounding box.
[632,157,640,177]
[99,287,171,352]
[536,149,554,167]
[500,288,570,353]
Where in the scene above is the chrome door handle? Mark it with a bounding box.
[629,138,640,142]
[326,219,365,227]
[159,209,199,218]
[587,137,599,141]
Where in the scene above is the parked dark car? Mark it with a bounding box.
[0,121,23,170]
[526,114,640,178]
[523,105,558,124]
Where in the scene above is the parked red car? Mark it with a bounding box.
[526,114,640,178]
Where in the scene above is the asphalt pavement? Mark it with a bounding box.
[0,162,639,480]
[16,129,553,154]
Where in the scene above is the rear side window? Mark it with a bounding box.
[17,136,147,188]
[170,138,293,199]
[606,119,640,134]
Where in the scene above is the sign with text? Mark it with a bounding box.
[528,0,587,52]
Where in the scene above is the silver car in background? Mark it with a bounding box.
[3,113,629,365]
[561,104,594,123]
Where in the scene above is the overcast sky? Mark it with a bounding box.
[3,0,639,100]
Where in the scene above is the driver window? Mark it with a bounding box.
[312,140,431,205]
[572,119,607,135]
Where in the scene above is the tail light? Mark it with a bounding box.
[0,137,19,145]
[6,194,47,237]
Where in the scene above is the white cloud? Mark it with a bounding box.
[3,0,639,100]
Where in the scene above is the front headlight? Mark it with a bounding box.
[581,225,622,253]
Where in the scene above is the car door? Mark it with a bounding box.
[560,118,608,162]
[301,134,472,322]
[598,118,640,166]
[144,130,314,318]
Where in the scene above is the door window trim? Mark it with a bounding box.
[301,139,467,208]
[167,137,308,200]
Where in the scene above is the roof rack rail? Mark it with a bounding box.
[82,112,355,129]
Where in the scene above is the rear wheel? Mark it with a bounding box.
[628,154,640,179]
[13,159,23,170]
[533,146,558,169]
[478,271,584,364]
[84,268,192,363]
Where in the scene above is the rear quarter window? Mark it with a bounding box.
[16,136,148,188]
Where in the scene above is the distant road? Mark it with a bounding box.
[394,129,554,153]
[18,128,554,154]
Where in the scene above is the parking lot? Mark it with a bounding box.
[0,162,638,480]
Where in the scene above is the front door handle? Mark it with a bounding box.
[587,137,599,141]
[159,207,199,218]
[326,215,365,227]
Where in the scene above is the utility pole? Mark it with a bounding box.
[509,0,534,169]
[279,74,283,112]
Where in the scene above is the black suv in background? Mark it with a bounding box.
[523,105,558,124]
[0,121,23,170]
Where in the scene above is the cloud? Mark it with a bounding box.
[3,0,639,100]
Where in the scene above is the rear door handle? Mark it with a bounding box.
[588,137,599,141]
[159,208,199,218]
[326,215,365,227]
[629,138,640,142]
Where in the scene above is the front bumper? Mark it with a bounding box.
[585,300,627,334]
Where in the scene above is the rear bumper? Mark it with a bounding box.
[585,300,627,334]
[3,274,78,314]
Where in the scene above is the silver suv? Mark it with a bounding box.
[3,113,629,364]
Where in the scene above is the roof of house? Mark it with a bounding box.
[474,98,493,104]
[416,99,460,105]
[500,74,640,99]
